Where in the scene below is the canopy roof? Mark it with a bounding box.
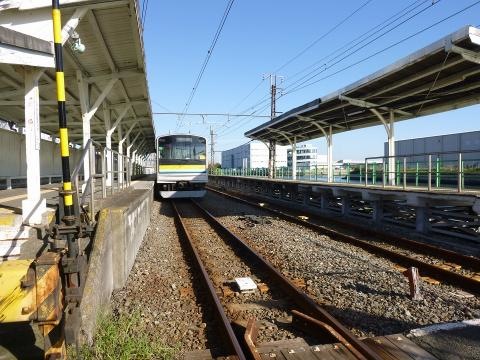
[245,25,480,145]
[0,0,155,154]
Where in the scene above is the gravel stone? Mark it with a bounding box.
[199,191,480,338]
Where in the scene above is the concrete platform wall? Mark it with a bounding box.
[79,182,154,343]
[0,128,81,177]
[209,175,480,243]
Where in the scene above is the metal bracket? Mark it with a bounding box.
[64,303,81,345]
[339,95,412,116]
[445,42,480,65]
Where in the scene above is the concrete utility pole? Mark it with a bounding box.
[264,74,283,178]
[210,126,215,168]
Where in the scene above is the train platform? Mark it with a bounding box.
[0,177,155,359]
[209,175,480,243]
[407,320,480,360]
[0,178,152,261]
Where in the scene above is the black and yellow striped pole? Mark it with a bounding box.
[52,0,77,257]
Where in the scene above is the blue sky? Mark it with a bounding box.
[142,0,480,162]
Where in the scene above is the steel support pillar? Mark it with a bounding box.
[132,150,137,176]
[127,132,141,177]
[309,121,333,183]
[327,126,333,183]
[103,104,112,186]
[118,126,123,186]
[22,67,46,225]
[387,110,395,186]
[268,140,276,179]
[292,137,297,180]
[77,71,117,184]
[77,71,91,184]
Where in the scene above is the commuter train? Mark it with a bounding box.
[156,134,207,198]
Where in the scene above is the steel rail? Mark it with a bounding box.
[206,186,480,296]
[189,199,382,360]
[171,201,246,360]
[206,186,480,271]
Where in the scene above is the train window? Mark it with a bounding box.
[158,137,206,160]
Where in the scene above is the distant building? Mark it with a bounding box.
[334,159,363,166]
[384,130,480,163]
[221,141,287,169]
[287,144,326,169]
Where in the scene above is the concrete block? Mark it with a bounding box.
[79,185,153,344]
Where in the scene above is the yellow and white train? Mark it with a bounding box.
[156,134,207,198]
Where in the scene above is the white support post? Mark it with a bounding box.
[127,131,141,175]
[388,110,395,186]
[118,126,123,186]
[292,137,297,180]
[309,121,333,183]
[103,104,112,186]
[369,108,395,186]
[78,70,117,185]
[327,126,333,183]
[22,67,46,225]
[77,70,91,184]
[132,150,137,176]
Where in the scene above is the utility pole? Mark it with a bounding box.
[210,126,215,168]
[264,74,283,178]
[270,75,277,120]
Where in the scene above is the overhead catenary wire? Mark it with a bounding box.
[178,0,236,128]
[283,0,439,94]
[218,0,478,140]
[217,0,432,136]
[274,0,376,73]
[225,0,375,119]
[283,0,431,91]
[286,0,480,95]
[222,0,375,131]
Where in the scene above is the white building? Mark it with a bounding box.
[221,141,287,169]
[287,144,326,168]
[384,130,480,162]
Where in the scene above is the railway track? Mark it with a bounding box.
[206,186,480,296]
[172,199,383,360]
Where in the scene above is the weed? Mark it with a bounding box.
[69,309,177,360]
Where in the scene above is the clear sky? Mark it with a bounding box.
[141,0,480,162]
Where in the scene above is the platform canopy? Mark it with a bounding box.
[0,0,155,154]
[245,25,480,145]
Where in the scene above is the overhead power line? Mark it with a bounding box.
[225,0,374,128]
[284,0,429,89]
[283,0,439,94]
[154,112,271,118]
[179,0,236,127]
[218,0,477,138]
[274,0,375,73]
[222,0,432,134]
[286,0,480,94]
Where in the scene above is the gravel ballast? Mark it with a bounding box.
[199,190,480,338]
[111,200,224,358]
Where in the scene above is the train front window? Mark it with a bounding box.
[158,137,206,160]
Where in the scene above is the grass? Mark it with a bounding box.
[69,309,177,360]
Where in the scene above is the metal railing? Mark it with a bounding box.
[210,150,480,193]
[0,175,65,190]
[71,139,132,222]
